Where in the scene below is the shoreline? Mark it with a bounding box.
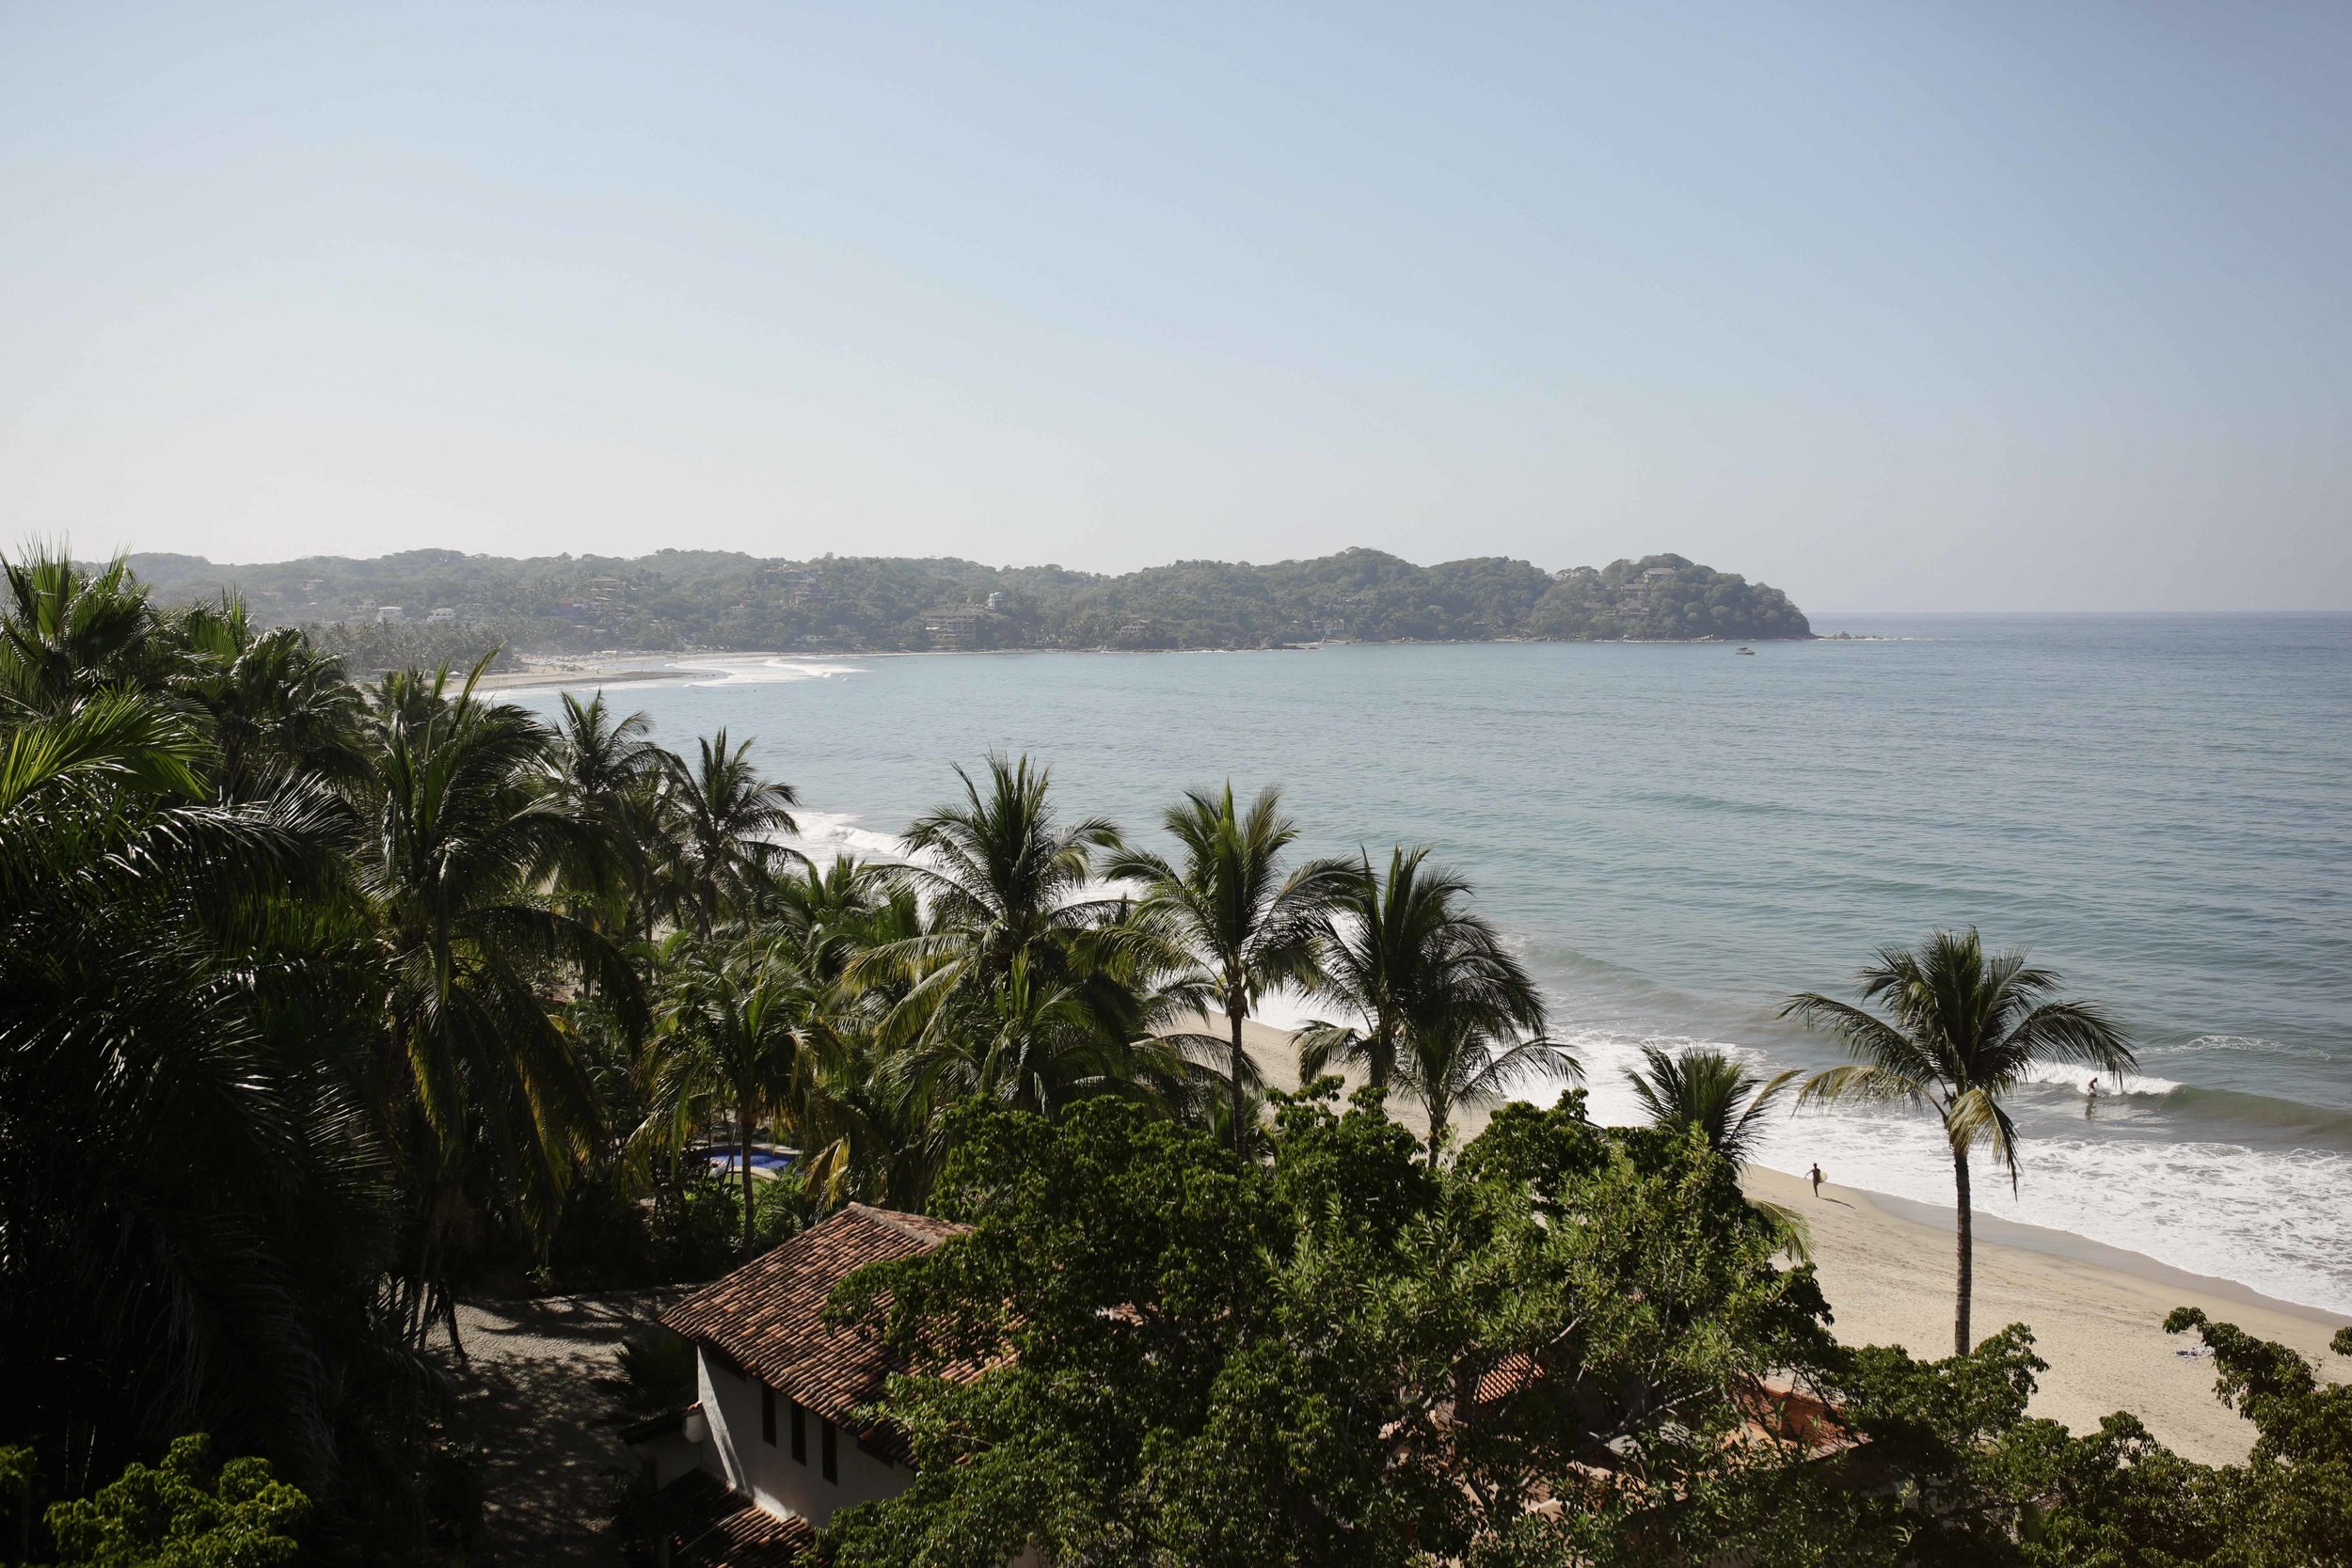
[1212,1012,2348,1465]
[465,635,1825,692]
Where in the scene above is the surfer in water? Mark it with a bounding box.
[2086,1076,2103,1117]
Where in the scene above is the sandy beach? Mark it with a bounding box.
[1213,1013,2349,1465]
[473,658,701,692]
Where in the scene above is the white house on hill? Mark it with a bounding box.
[637,1203,971,1567]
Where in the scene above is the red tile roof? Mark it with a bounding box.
[660,1204,970,1449]
[656,1473,817,1568]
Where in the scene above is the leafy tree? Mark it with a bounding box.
[1787,930,2134,1354]
[1625,1046,1796,1165]
[819,1087,1835,1568]
[167,597,369,795]
[1108,783,1354,1155]
[44,1436,307,1568]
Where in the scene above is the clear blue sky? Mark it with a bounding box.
[3,1,2345,609]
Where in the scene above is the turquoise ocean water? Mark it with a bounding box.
[513,614,2352,1313]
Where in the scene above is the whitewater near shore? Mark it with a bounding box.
[1216,1014,2349,1466]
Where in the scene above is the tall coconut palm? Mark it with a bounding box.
[1626,1046,1808,1259]
[1108,784,1354,1156]
[546,692,670,934]
[0,672,382,1490]
[360,664,644,1344]
[1785,928,2134,1354]
[854,754,1126,1047]
[1296,847,1546,1097]
[662,729,802,935]
[1398,1011,1576,1169]
[639,932,833,1257]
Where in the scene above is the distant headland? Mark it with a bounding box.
[116,546,1811,669]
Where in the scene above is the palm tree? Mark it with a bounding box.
[167,598,369,795]
[1296,847,1546,1097]
[546,692,671,934]
[1625,1047,1797,1167]
[1785,928,2134,1354]
[0,651,383,1491]
[640,932,832,1257]
[885,949,1188,1140]
[853,754,1126,1046]
[360,664,644,1345]
[1625,1046,1808,1258]
[1398,1011,1576,1169]
[662,729,803,935]
[1108,784,1354,1156]
[0,550,169,713]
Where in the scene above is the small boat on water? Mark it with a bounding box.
[1735,646,1755,656]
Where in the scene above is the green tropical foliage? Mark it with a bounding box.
[8,547,2340,1568]
[43,1436,307,1568]
[1626,1044,1808,1258]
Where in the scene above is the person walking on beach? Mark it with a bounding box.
[1809,1162,1824,1197]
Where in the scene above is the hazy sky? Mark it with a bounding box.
[3,2,2346,610]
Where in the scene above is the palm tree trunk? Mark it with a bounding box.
[740,1102,756,1259]
[1426,1112,1443,1172]
[1228,990,1248,1159]
[1951,1142,1974,1356]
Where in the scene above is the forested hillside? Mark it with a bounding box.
[122,546,1811,658]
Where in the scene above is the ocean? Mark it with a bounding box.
[510,614,2352,1314]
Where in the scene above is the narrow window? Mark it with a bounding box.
[820,1417,838,1483]
[789,1398,807,1464]
[760,1385,776,1445]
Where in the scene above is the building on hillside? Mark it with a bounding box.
[633,1204,976,1565]
[984,591,1006,611]
[922,609,982,650]
[427,607,456,623]
[374,605,405,624]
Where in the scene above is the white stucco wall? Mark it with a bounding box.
[694,1346,913,1528]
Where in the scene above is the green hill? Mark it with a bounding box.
[118,546,1811,657]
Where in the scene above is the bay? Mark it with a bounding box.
[513,613,2352,1311]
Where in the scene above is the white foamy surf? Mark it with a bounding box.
[1549,1024,2351,1316]
[675,657,868,687]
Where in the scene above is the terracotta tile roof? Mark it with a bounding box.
[1473,1352,1544,1407]
[661,1204,970,1446]
[655,1473,816,1568]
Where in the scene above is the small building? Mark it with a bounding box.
[374,605,405,624]
[984,591,1006,611]
[639,1205,972,1562]
[922,610,982,650]
[427,607,456,624]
